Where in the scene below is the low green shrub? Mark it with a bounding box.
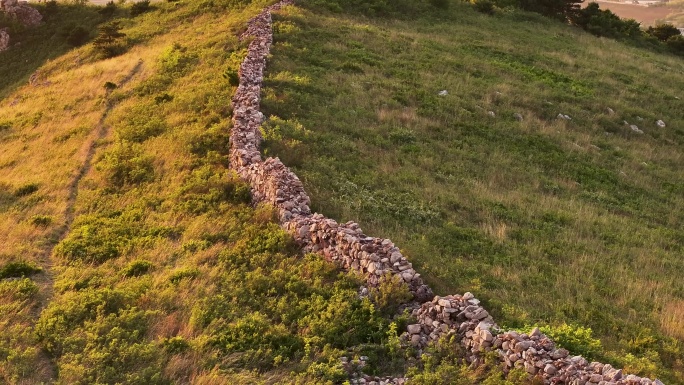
[0,278,39,301]
[666,35,684,55]
[0,261,42,279]
[175,166,251,213]
[123,260,153,277]
[29,215,53,227]
[14,183,39,197]
[223,69,239,86]
[169,268,200,284]
[36,290,162,384]
[116,110,166,142]
[517,0,581,22]
[54,210,170,265]
[163,336,190,354]
[370,273,412,316]
[538,323,602,359]
[96,142,155,188]
[159,44,197,76]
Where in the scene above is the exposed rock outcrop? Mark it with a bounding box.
[0,28,9,52]
[228,1,663,384]
[1,0,42,26]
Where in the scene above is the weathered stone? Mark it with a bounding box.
[407,324,421,335]
[551,348,569,359]
[544,363,557,375]
[1,0,42,26]
[480,329,493,342]
[0,28,8,52]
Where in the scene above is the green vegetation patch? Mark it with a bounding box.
[262,2,684,382]
[0,261,42,279]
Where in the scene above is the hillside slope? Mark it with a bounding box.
[260,1,684,382]
[1,0,683,384]
[1,1,415,384]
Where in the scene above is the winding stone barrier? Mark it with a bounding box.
[228,2,664,384]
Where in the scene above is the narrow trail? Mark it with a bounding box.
[36,59,144,296]
[29,60,144,378]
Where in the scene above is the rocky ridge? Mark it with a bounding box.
[228,1,664,384]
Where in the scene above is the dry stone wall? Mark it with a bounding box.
[228,2,663,384]
[229,0,432,304]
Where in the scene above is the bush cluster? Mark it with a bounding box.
[573,2,641,39]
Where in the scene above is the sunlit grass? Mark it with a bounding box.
[262,2,684,382]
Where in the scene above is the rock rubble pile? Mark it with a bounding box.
[404,294,662,385]
[228,1,663,384]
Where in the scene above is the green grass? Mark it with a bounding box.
[2,0,683,383]
[261,1,684,382]
[2,1,509,383]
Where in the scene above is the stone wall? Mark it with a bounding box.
[229,0,432,303]
[228,2,663,384]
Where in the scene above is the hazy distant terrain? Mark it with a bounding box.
[587,1,676,25]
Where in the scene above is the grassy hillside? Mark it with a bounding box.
[2,0,684,383]
[0,1,425,383]
[260,1,684,382]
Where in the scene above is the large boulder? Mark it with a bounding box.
[1,0,42,26]
[0,28,9,52]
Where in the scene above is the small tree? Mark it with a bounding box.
[646,23,681,42]
[93,21,127,58]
